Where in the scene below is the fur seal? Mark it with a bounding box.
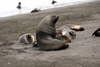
[36,15,69,51]
[33,35,71,47]
[92,28,100,37]
[19,33,34,44]
[57,29,76,40]
[52,0,57,4]
[17,2,21,9]
[31,8,41,13]
[59,24,85,31]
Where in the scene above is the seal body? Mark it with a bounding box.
[57,28,76,40]
[59,24,85,31]
[92,28,100,37]
[55,35,71,43]
[17,2,21,9]
[36,15,69,51]
[52,0,57,4]
[31,8,41,13]
[62,29,76,40]
[19,33,34,44]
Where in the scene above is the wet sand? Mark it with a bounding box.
[0,0,100,67]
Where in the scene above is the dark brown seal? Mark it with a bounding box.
[92,28,100,37]
[52,0,57,4]
[36,15,69,51]
[31,8,41,13]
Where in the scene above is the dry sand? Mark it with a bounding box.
[0,0,100,67]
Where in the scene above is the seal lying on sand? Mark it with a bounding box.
[92,28,100,37]
[19,33,34,44]
[36,15,69,51]
[56,29,76,40]
[59,24,85,31]
[33,35,71,47]
[52,0,57,4]
[31,8,41,13]
[17,2,21,9]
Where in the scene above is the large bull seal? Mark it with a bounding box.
[36,15,69,51]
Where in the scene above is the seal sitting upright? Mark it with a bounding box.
[36,15,69,51]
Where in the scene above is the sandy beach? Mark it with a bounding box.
[0,0,100,67]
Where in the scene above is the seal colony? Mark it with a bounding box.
[36,15,69,51]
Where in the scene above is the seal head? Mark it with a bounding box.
[36,15,69,51]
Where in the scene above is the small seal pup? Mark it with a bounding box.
[31,8,41,13]
[92,28,100,37]
[55,35,71,43]
[57,29,76,40]
[36,15,69,51]
[59,24,85,31]
[19,33,34,44]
